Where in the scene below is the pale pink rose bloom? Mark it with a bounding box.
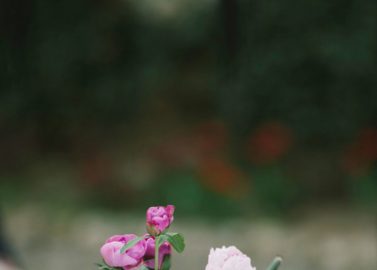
[205,246,256,270]
[100,234,146,270]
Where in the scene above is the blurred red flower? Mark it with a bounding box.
[198,156,249,198]
[342,128,377,176]
[247,122,293,165]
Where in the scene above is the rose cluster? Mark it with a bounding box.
[99,205,175,270]
[98,205,282,270]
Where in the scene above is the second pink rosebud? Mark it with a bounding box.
[144,236,172,269]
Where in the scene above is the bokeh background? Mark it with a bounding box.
[0,0,377,269]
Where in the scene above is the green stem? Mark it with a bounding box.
[266,256,282,270]
[155,236,159,270]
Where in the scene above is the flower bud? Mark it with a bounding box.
[146,205,175,236]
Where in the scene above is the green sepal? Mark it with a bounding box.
[156,234,168,248]
[120,236,145,254]
[95,262,108,270]
[95,261,121,270]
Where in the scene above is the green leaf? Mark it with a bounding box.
[164,233,185,253]
[266,257,282,270]
[120,236,145,254]
[137,265,149,270]
[161,255,171,270]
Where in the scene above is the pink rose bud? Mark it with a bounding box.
[100,234,146,270]
[143,236,172,269]
[146,205,175,235]
[205,246,256,270]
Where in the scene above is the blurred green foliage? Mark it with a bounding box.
[1,0,377,214]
